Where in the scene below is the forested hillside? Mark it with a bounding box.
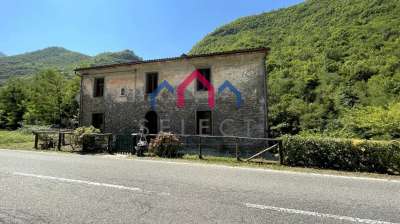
[0,47,141,83]
[191,0,400,139]
[0,47,141,128]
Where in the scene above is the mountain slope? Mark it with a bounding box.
[191,0,400,137]
[0,52,5,57]
[0,47,141,82]
[89,50,141,66]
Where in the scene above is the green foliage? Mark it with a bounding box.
[0,46,142,128]
[340,103,400,139]
[74,126,101,137]
[16,125,51,135]
[0,47,89,83]
[191,0,400,139]
[88,50,142,66]
[73,126,101,146]
[22,70,78,125]
[0,130,33,144]
[148,132,182,157]
[0,47,141,83]
[0,77,28,129]
[0,69,80,129]
[281,135,400,175]
[23,70,64,124]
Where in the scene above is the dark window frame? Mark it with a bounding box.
[146,72,159,94]
[196,68,211,91]
[196,110,212,135]
[120,87,126,96]
[93,77,105,97]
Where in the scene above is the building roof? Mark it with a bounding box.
[75,47,269,72]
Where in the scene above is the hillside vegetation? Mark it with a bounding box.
[0,47,141,83]
[0,47,141,129]
[191,0,400,139]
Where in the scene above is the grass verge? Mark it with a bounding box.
[135,154,400,181]
[0,130,34,150]
[0,130,398,181]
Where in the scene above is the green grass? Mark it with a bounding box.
[140,154,400,181]
[0,130,34,149]
[0,130,34,144]
[0,131,398,180]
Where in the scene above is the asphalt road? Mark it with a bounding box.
[0,149,399,224]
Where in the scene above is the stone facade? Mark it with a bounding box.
[76,48,268,138]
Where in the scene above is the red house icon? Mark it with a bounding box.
[176,70,215,109]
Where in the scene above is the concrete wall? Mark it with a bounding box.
[78,51,267,137]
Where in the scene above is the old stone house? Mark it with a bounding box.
[75,48,269,138]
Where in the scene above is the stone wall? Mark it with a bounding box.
[78,51,267,138]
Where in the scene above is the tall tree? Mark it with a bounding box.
[0,78,28,129]
[24,69,69,125]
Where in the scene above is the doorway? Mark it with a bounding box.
[145,111,158,134]
[196,111,212,135]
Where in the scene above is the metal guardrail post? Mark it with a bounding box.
[198,136,203,159]
[57,132,62,150]
[235,137,240,161]
[278,140,284,165]
[34,132,38,149]
[107,134,113,153]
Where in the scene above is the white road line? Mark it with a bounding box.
[131,158,400,183]
[13,172,170,196]
[2,149,399,183]
[245,203,398,224]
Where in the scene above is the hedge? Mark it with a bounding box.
[281,135,400,175]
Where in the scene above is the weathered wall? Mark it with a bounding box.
[79,51,267,137]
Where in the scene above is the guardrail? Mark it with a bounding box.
[130,133,283,163]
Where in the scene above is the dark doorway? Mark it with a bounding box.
[145,111,158,134]
[92,113,104,131]
[196,111,212,135]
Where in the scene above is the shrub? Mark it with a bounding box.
[73,126,101,151]
[281,135,400,175]
[148,132,182,158]
[16,124,51,134]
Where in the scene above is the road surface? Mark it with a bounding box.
[0,149,399,223]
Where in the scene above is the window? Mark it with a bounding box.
[196,111,212,135]
[120,87,126,96]
[146,72,158,94]
[93,78,104,97]
[196,68,211,91]
[92,113,104,131]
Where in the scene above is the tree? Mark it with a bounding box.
[24,69,79,126]
[0,78,28,129]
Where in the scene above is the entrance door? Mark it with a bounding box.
[145,111,158,134]
[196,111,212,135]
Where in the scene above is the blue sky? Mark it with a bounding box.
[1,0,303,59]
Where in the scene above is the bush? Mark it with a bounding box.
[281,135,400,175]
[148,132,182,157]
[73,126,101,151]
[16,125,51,134]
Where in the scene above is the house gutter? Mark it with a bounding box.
[75,71,83,127]
[262,54,269,139]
